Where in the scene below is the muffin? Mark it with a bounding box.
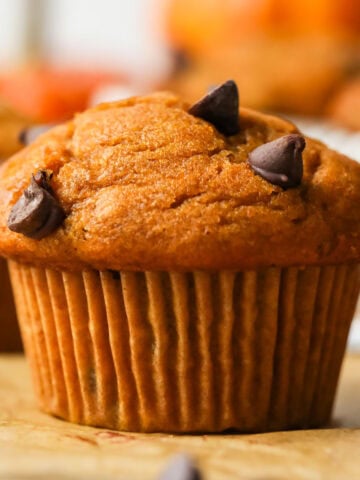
[0,82,359,433]
[0,104,32,351]
[328,77,360,130]
[168,36,360,115]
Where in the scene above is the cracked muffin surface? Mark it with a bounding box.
[0,91,359,271]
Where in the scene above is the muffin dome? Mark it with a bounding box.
[0,90,359,271]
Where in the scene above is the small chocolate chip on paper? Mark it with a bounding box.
[248,134,305,189]
[189,80,240,136]
[7,170,65,239]
[158,454,202,480]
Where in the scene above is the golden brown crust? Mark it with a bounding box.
[0,92,359,271]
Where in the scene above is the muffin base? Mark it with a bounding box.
[9,261,360,433]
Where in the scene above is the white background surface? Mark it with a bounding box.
[0,0,171,84]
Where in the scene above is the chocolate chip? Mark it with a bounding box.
[158,454,202,480]
[7,171,65,239]
[248,134,305,189]
[189,80,239,136]
[33,170,55,192]
[18,125,53,146]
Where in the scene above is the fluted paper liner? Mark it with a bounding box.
[8,261,360,433]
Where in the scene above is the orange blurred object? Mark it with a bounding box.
[271,0,360,34]
[168,36,359,115]
[0,66,124,123]
[167,0,360,54]
[328,77,360,130]
[167,0,273,54]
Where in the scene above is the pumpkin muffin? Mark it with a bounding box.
[0,104,32,351]
[0,82,359,433]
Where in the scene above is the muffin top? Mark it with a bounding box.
[0,86,359,272]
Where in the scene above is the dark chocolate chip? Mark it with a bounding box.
[248,134,305,189]
[18,124,53,146]
[158,454,202,480]
[7,171,65,239]
[33,170,54,192]
[189,80,239,136]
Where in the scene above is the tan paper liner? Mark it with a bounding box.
[0,259,21,351]
[8,261,360,433]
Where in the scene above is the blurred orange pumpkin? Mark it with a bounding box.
[272,0,360,35]
[167,0,273,54]
[0,66,124,123]
[166,0,360,55]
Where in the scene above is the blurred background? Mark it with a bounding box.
[0,0,359,350]
[1,0,360,126]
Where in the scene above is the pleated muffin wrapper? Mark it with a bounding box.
[8,260,360,433]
